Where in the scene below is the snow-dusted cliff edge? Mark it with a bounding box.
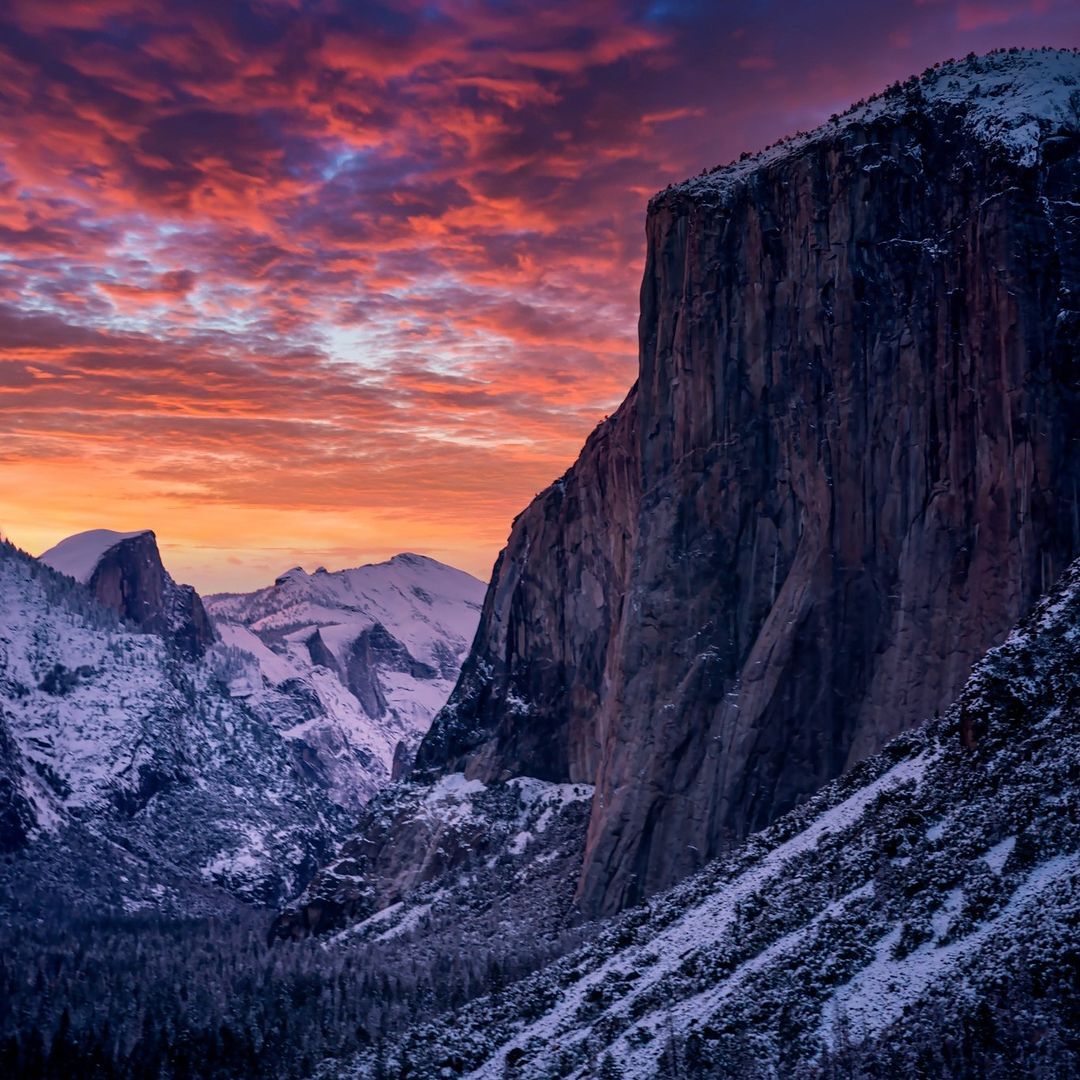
[275,50,1080,952]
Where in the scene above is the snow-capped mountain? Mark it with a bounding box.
[341,551,1080,1079]
[206,554,485,809]
[39,529,154,583]
[0,538,346,908]
[0,535,483,913]
[40,529,216,659]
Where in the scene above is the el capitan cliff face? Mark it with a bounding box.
[583,108,1079,913]
[417,52,1080,918]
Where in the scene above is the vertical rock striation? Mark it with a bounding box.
[420,51,1080,917]
[83,533,216,660]
[582,95,1079,913]
[283,51,1080,932]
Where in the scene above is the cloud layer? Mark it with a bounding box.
[1,0,1075,590]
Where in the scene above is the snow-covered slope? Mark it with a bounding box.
[206,554,485,808]
[348,554,1080,1078]
[0,539,353,909]
[0,534,483,913]
[671,46,1080,204]
[0,532,490,912]
[39,529,153,584]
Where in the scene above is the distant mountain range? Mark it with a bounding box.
[0,529,483,911]
[207,551,483,810]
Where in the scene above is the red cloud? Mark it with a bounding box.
[957,3,1051,31]
[0,0,1075,589]
[98,268,197,308]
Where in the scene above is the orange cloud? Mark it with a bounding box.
[1,0,1075,590]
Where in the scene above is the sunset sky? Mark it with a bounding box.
[2,0,1077,592]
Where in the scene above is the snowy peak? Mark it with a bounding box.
[390,551,439,568]
[666,48,1080,203]
[209,552,484,671]
[205,554,485,811]
[274,566,307,586]
[38,528,214,659]
[39,528,154,585]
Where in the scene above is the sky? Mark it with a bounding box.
[1,1,1077,592]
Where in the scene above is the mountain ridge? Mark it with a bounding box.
[206,552,485,807]
[0,535,483,911]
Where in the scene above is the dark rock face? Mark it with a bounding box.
[346,624,437,719]
[88,533,215,659]
[167,583,216,660]
[305,629,340,675]
[390,740,413,781]
[275,54,1080,938]
[415,391,640,787]
[417,55,1080,917]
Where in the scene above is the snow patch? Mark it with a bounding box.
[822,854,1079,1047]
[983,836,1016,873]
[670,50,1080,203]
[39,529,152,583]
[468,752,933,1077]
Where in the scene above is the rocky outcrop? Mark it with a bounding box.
[390,740,413,781]
[416,51,1080,918]
[40,529,216,659]
[0,708,36,853]
[87,532,215,659]
[270,774,594,942]
[416,388,641,787]
[346,624,438,719]
[305,629,340,675]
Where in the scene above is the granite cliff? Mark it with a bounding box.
[353,550,1080,1079]
[281,49,1080,932]
[40,529,215,659]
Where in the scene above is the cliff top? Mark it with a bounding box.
[661,47,1080,205]
[39,527,155,583]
